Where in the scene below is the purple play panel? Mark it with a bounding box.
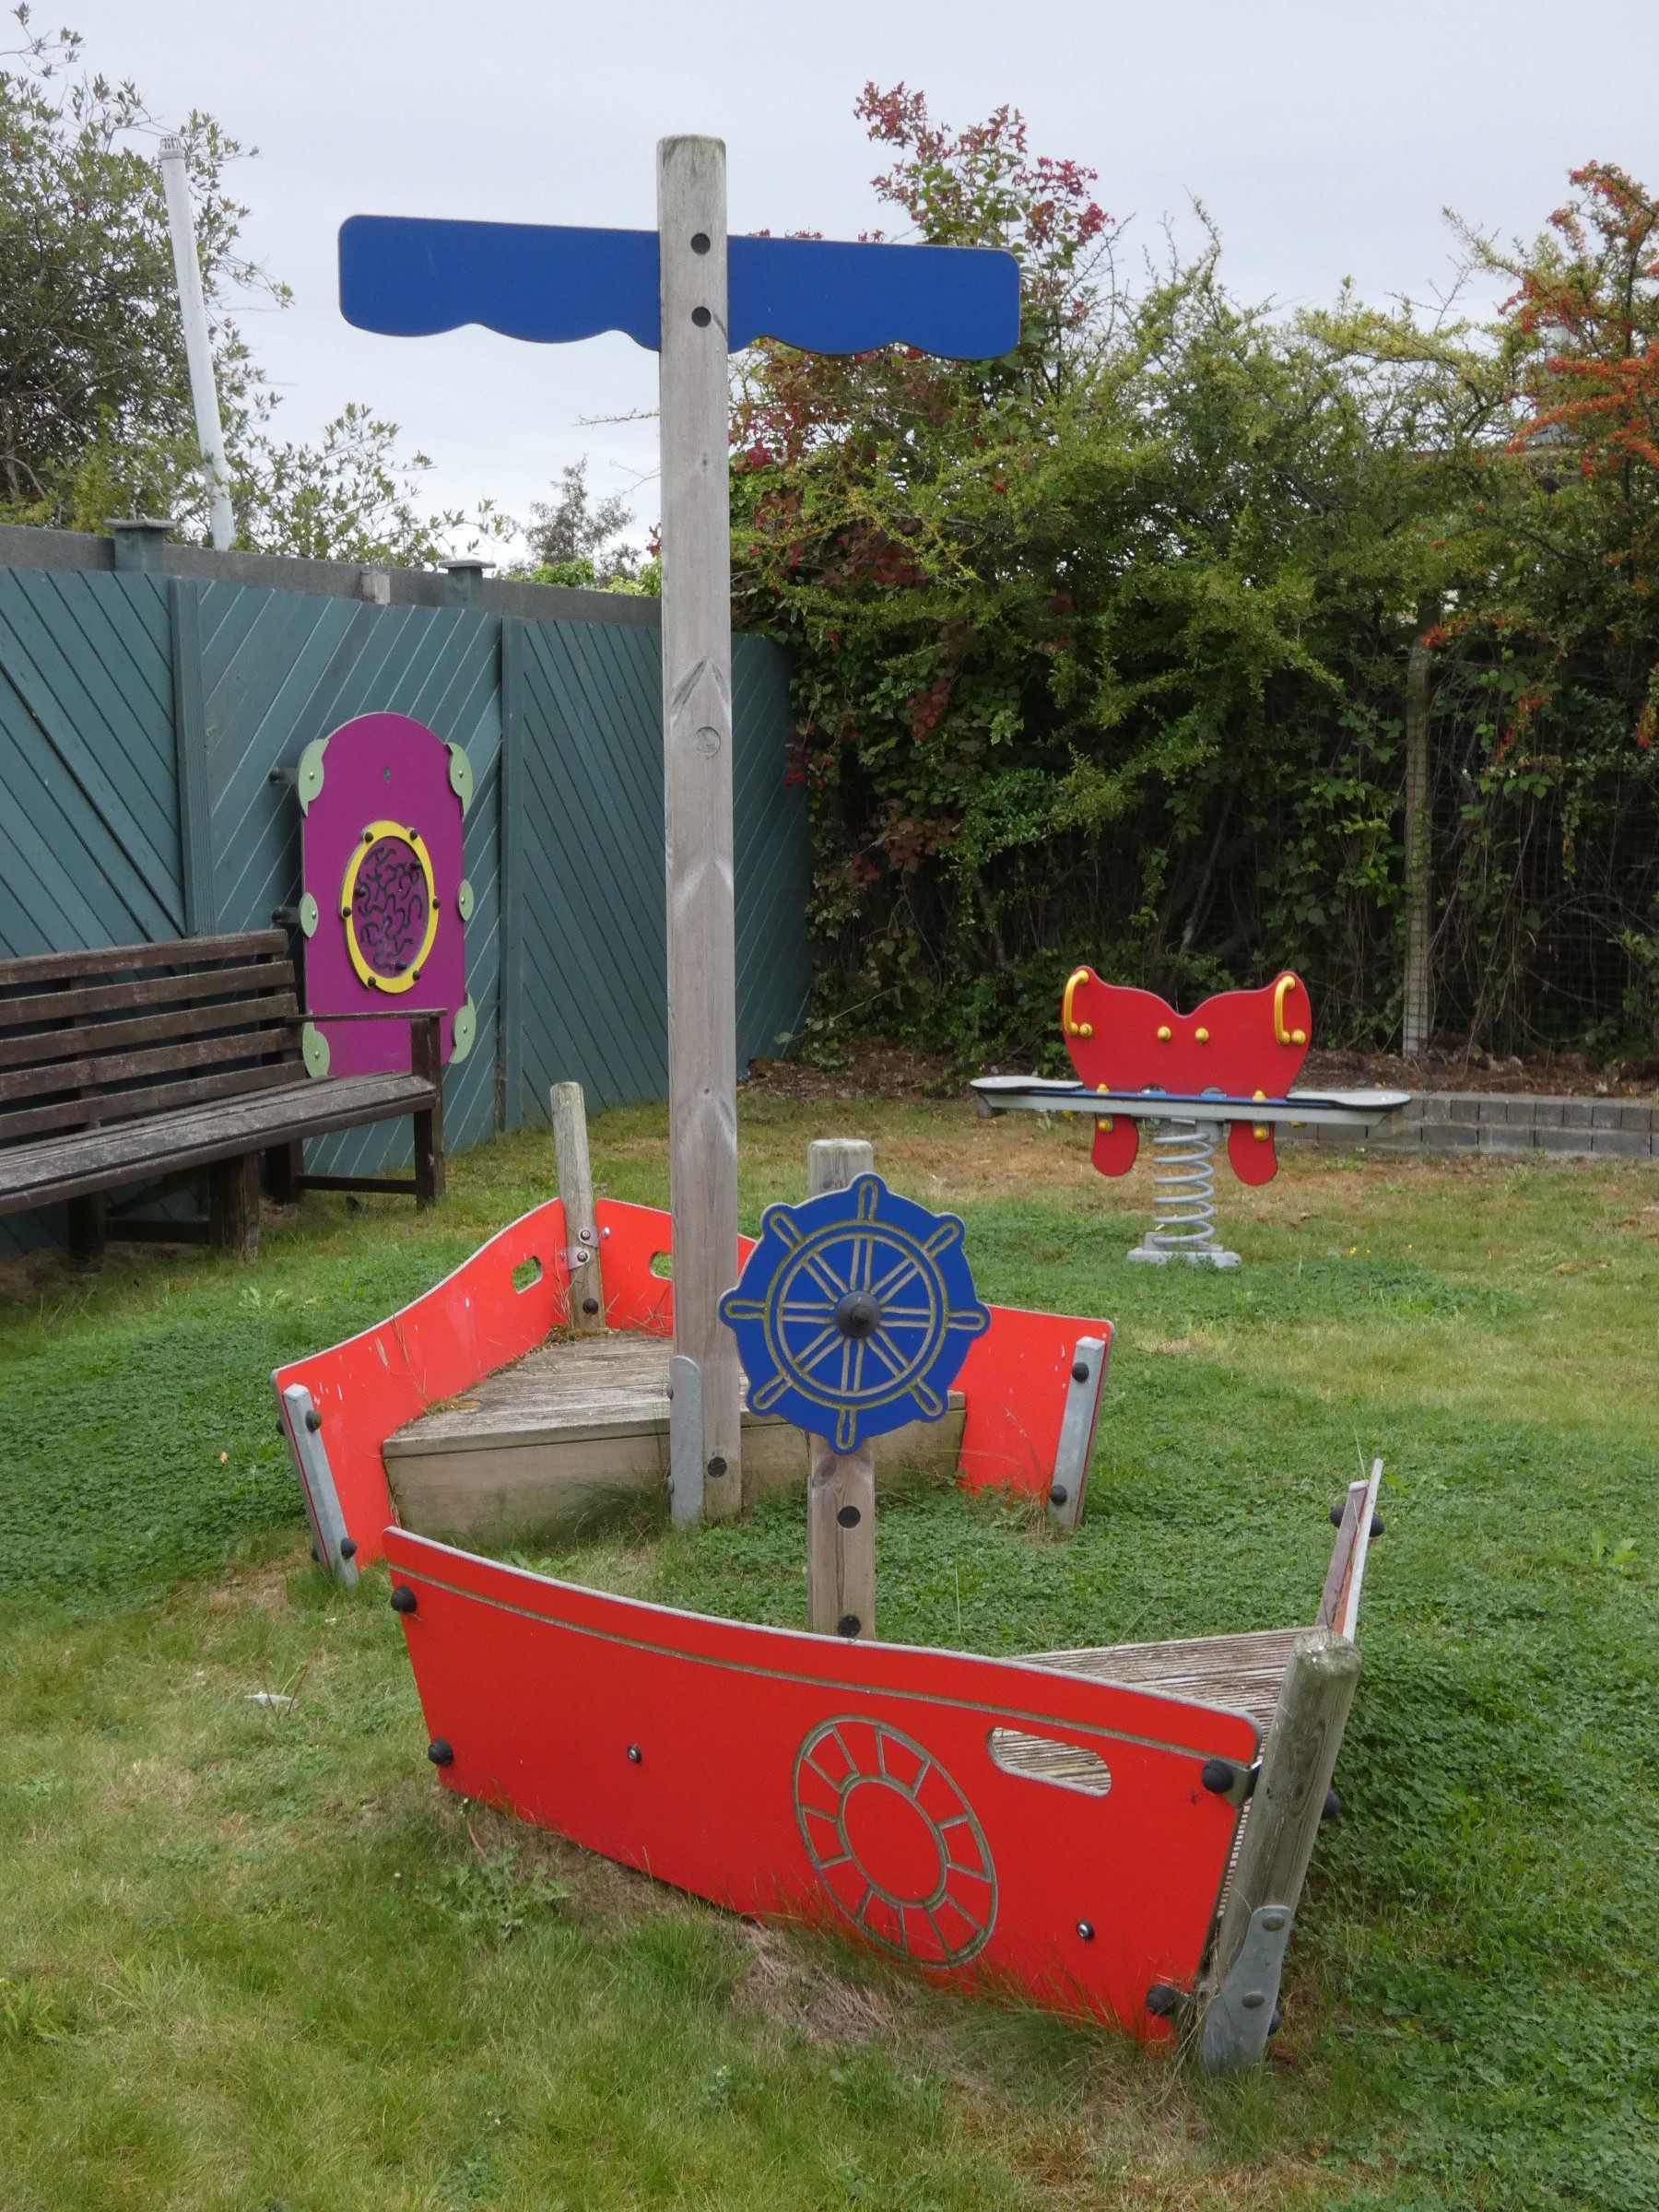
[300,712,468,1078]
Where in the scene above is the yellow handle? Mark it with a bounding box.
[1063,967,1093,1039]
[1272,973,1308,1048]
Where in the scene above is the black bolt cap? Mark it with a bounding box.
[1076,1919,1095,1942]
[691,305,712,327]
[707,1454,728,1478]
[582,1297,600,1315]
[836,1614,863,1638]
[627,1744,642,1764]
[1145,1982,1181,2018]
[1323,1788,1341,1822]
[427,1737,454,1766]
[390,1584,417,1614]
[1200,1758,1238,1795]
[1071,1360,1090,1383]
[833,1289,880,1338]
[1331,1499,1385,1536]
[338,1536,358,1560]
[836,1503,862,1528]
[305,1407,323,1432]
[1268,2006,1283,2036]
[1048,1483,1067,1507]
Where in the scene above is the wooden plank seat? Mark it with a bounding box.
[0,929,445,1258]
[383,1329,966,1546]
[1033,1627,1306,1732]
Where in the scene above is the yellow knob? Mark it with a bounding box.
[1157,1025,1171,1041]
[1292,1028,1307,1045]
[1096,1115,1113,1133]
[1253,1124,1270,1141]
[1194,1027,1209,1042]
[1253,1088,1266,1100]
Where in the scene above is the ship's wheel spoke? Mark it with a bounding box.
[787,1322,847,1377]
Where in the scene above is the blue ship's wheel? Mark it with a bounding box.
[719,1173,989,1452]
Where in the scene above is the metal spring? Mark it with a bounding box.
[1147,1118,1218,1249]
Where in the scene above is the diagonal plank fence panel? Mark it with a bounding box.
[0,525,808,1252]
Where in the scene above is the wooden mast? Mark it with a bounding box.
[657,136,741,1518]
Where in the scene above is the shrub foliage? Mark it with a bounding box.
[732,92,1659,1065]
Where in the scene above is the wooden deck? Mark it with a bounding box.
[1033,1627,1303,1731]
[384,1328,965,1546]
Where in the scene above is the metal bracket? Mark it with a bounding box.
[1200,1902,1295,2075]
[1047,1335,1109,1532]
[276,1379,359,1585]
[667,1354,704,1528]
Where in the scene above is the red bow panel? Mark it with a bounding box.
[1060,969,1312,1187]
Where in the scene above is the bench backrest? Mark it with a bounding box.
[0,930,303,1150]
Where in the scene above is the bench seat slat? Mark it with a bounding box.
[0,1060,308,1147]
[0,959,296,1032]
[0,929,288,993]
[0,1071,437,1215]
[0,991,300,1075]
[0,1018,299,1108]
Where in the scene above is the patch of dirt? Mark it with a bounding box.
[743,1043,957,1102]
[1303,1042,1659,1100]
[746,1035,1659,1103]
[202,1552,307,1616]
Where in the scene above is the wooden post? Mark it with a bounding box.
[410,1013,445,1205]
[807,1434,877,1640]
[806,1137,877,1637]
[1402,599,1436,1059]
[551,1080,606,1333]
[658,135,741,1521]
[65,1192,107,1262]
[1208,1628,1362,1994]
[806,1136,874,1195]
[208,1152,260,1258]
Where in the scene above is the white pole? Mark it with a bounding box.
[158,134,236,550]
[657,135,741,1520]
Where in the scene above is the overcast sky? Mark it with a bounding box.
[51,0,1659,554]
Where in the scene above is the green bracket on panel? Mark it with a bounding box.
[447,741,474,817]
[301,1021,331,1078]
[451,994,477,1062]
[297,738,327,814]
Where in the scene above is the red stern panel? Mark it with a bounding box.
[385,1530,1256,2027]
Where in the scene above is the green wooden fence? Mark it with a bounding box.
[0,524,809,1247]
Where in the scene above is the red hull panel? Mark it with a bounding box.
[276,1200,1114,1564]
[273,1198,573,1563]
[955,1301,1112,1494]
[386,1530,1253,2026]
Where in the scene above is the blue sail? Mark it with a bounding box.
[338,216,1018,360]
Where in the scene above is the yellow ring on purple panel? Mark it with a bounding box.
[340,819,441,994]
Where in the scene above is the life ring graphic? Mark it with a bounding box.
[793,1716,996,1966]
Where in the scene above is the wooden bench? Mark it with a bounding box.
[0,930,445,1260]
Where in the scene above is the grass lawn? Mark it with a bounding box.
[1,1094,1655,2211]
